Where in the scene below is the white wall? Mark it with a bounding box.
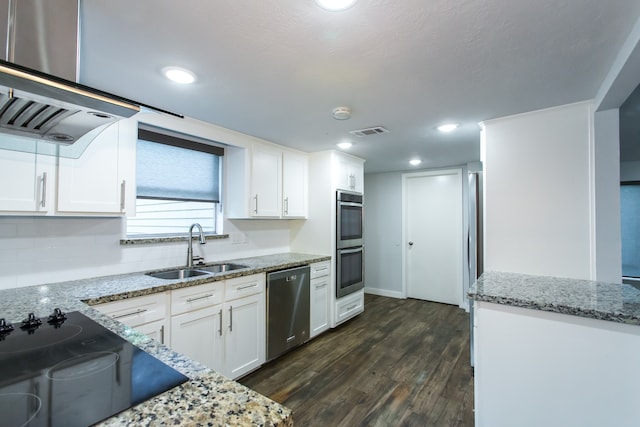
[620,161,640,181]
[364,166,472,304]
[363,172,404,297]
[0,216,291,289]
[482,101,594,280]
[594,109,622,282]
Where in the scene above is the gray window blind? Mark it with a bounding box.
[136,127,223,203]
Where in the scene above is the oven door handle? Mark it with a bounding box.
[338,246,364,254]
[338,201,363,208]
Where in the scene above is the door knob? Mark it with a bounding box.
[408,241,414,246]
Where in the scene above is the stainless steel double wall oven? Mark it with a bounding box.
[336,190,364,298]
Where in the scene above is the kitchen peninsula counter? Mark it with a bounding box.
[468,270,640,325]
[0,252,330,426]
[468,271,640,427]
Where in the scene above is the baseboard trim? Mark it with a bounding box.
[364,287,405,299]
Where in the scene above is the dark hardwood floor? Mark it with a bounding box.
[240,294,474,427]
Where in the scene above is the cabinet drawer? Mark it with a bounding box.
[94,292,168,327]
[336,292,364,324]
[310,261,330,279]
[225,274,265,301]
[171,282,224,315]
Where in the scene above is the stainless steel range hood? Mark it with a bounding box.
[0,59,140,157]
[0,0,147,158]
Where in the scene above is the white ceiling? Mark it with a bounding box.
[79,1,640,174]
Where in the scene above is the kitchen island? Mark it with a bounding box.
[0,252,330,426]
[468,271,640,427]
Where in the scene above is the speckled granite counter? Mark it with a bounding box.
[0,252,330,426]
[468,270,640,326]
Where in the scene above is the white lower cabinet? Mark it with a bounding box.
[170,282,225,373]
[95,273,266,380]
[310,261,331,338]
[134,319,169,344]
[171,304,224,373]
[93,292,170,345]
[335,290,364,325]
[170,274,265,380]
[223,274,266,378]
[224,291,265,379]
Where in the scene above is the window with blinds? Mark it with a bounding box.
[126,125,224,236]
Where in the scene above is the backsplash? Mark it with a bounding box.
[0,216,292,290]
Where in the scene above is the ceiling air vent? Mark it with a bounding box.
[349,126,389,137]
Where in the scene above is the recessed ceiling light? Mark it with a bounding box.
[337,141,352,149]
[437,123,459,133]
[409,159,422,166]
[162,66,197,84]
[315,0,358,11]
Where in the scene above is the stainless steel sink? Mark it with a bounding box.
[146,268,211,280]
[199,263,248,273]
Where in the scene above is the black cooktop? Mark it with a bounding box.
[0,310,188,427]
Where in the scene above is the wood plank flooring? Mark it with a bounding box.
[240,294,474,427]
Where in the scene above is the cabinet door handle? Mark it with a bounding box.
[112,308,147,319]
[237,283,257,291]
[349,173,355,189]
[315,282,327,289]
[186,294,214,303]
[40,172,47,208]
[284,197,289,215]
[120,180,126,210]
[228,306,233,332]
[218,309,223,336]
[160,325,165,344]
[253,194,258,214]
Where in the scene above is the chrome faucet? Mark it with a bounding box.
[187,223,206,268]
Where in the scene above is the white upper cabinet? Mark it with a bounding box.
[0,146,54,213]
[250,144,282,217]
[282,150,308,218]
[226,143,308,219]
[0,117,136,216]
[335,153,364,193]
[58,120,136,214]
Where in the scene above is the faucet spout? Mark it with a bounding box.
[187,223,206,268]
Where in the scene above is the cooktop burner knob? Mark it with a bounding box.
[47,308,67,327]
[20,312,43,334]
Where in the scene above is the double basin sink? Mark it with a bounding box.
[146,263,248,280]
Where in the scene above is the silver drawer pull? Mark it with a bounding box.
[346,304,358,311]
[237,283,257,291]
[186,294,214,303]
[315,283,327,289]
[315,267,328,272]
[112,308,147,319]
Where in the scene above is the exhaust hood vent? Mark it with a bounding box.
[0,89,115,144]
[348,126,389,137]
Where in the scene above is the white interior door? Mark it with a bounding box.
[404,169,463,305]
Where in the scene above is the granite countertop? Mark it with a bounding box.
[468,271,640,326]
[0,252,331,426]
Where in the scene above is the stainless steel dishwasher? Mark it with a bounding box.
[266,266,310,361]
